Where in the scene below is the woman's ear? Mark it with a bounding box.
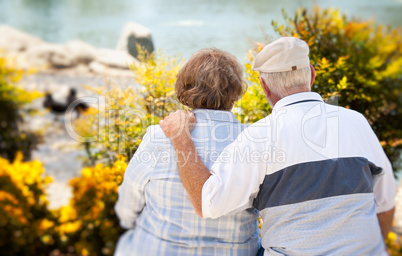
[310,64,316,87]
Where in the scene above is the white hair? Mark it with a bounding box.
[260,66,311,99]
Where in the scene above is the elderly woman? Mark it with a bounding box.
[114,48,260,255]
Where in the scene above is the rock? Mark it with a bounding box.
[88,60,135,77]
[0,24,45,52]
[22,43,77,68]
[20,41,97,69]
[0,24,141,72]
[95,48,139,70]
[65,40,97,64]
[116,22,154,59]
[88,61,107,74]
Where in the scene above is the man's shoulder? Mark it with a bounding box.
[235,116,273,142]
[333,104,369,125]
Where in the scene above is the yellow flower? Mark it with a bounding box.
[81,248,90,256]
[0,191,19,205]
[41,234,53,245]
[39,219,55,230]
[57,220,82,234]
[388,232,397,241]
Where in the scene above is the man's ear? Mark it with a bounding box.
[310,64,316,87]
[259,76,270,98]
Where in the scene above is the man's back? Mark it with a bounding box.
[200,92,395,255]
[254,92,392,255]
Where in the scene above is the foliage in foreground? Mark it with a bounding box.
[0,53,41,161]
[0,154,127,256]
[0,153,56,256]
[1,154,402,255]
[65,157,128,256]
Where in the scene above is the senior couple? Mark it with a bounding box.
[114,37,396,255]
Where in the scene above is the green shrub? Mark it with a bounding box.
[241,7,402,172]
[0,53,41,161]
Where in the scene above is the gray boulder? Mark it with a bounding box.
[65,40,97,64]
[116,22,154,59]
[95,48,139,70]
[0,25,45,52]
[23,43,77,68]
[20,40,98,69]
[88,60,134,77]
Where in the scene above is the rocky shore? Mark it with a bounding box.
[0,22,154,75]
[1,22,153,209]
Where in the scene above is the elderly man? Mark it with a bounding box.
[160,37,396,255]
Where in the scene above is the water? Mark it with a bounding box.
[0,0,401,60]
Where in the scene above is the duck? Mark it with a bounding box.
[43,88,89,119]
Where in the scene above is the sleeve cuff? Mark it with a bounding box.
[376,200,396,214]
[201,177,215,219]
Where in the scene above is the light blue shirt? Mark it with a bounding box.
[114,109,260,256]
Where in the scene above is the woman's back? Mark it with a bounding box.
[115,109,260,256]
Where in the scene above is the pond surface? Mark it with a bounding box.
[1,0,401,60]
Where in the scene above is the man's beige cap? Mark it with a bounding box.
[252,37,310,73]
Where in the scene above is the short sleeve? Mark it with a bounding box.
[373,152,396,213]
[202,121,269,219]
[357,114,396,213]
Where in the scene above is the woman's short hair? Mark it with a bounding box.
[175,48,247,111]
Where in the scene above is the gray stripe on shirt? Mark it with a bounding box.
[253,157,382,210]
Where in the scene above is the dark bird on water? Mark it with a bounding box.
[43,88,89,119]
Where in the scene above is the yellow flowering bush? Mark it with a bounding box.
[62,156,128,256]
[77,50,183,166]
[386,231,402,256]
[234,43,271,124]
[0,153,57,255]
[0,52,41,161]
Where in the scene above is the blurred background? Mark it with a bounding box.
[0,0,401,255]
[1,0,401,59]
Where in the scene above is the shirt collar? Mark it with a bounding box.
[273,92,323,110]
[193,109,240,123]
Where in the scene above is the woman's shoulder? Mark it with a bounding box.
[143,125,172,146]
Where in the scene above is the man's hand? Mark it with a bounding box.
[160,110,196,147]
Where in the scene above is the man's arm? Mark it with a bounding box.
[160,110,210,217]
[356,114,397,241]
[160,110,267,218]
[377,207,395,239]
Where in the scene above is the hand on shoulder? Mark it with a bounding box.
[159,110,196,144]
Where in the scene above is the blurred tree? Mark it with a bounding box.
[0,54,41,161]
[241,7,402,172]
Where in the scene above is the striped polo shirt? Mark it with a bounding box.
[202,92,396,255]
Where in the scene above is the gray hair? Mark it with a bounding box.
[259,66,311,99]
